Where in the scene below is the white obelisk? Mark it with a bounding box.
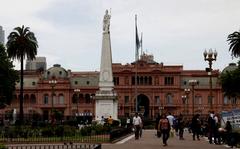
[95,10,118,120]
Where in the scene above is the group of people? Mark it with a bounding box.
[129,111,234,147]
[153,111,233,147]
[207,111,232,145]
[100,115,113,125]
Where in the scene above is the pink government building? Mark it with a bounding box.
[1,54,238,120]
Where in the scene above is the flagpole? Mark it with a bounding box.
[135,14,138,113]
[140,32,143,56]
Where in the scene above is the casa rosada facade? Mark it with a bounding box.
[1,54,236,119]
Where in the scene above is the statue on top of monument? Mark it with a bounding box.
[103,9,111,33]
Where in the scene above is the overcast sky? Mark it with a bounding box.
[1,0,240,71]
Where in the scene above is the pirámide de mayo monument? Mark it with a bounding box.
[95,10,118,120]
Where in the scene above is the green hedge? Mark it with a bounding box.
[0,144,7,149]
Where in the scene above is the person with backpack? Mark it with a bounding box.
[158,113,171,146]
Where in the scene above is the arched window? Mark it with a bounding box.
[137,76,140,85]
[208,96,215,104]
[231,97,237,104]
[195,95,202,105]
[149,76,152,85]
[43,94,48,104]
[132,76,135,85]
[30,94,36,104]
[223,96,228,105]
[166,93,173,105]
[140,76,144,85]
[72,94,77,104]
[59,94,64,104]
[85,94,91,104]
[90,94,95,103]
[79,94,84,103]
[24,94,29,100]
[144,76,148,85]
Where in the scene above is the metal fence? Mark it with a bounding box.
[0,134,110,144]
[7,143,101,149]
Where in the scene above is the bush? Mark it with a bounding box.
[41,126,54,137]
[55,125,64,136]
[63,125,76,136]
[112,120,120,127]
[0,144,7,149]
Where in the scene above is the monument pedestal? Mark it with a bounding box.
[95,90,117,120]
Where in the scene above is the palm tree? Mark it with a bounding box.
[6,25,38,124]
[227,30,240,58]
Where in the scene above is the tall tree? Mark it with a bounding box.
[220,62,240,99]
[0,44,18,108]
[6,25,38,123]
[227,30,240,58]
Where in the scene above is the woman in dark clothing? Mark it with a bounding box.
[191,114,201,140]
[178,114,185,140]
[225,121,232,133]
[221,121,232,144]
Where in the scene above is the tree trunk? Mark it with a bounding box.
[20,53,24,124]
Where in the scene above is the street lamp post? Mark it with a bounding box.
[159,106,164,116]
[74,89,80,115]
[203,49,217,111]
[184,88,190,116]
[188,80,198,116]
[49,79,57,123]
[181,95,187,116]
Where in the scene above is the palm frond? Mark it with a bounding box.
[227,30,240,58]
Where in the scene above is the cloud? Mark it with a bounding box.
[4,0,240,72]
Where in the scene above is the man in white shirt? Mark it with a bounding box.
[133,112,142,140]
[167,112,174,127]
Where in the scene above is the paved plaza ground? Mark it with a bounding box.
[102,130,232,149]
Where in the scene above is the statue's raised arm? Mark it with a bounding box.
[103,9,111,33]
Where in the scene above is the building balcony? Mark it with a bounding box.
[38,104,67,108]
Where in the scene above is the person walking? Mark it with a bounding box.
[191,114,201,140]
[139,114,144,138]
[133,112,142,140]
[158,113,171,146]
[213,113,221,144]
[208,111,215,144]
[178,114,185,140]
[126,116,131,129]
[167,112,174,128]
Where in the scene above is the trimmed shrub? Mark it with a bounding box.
[0,144,7,149]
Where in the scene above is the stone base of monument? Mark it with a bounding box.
[95,90,118,120]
